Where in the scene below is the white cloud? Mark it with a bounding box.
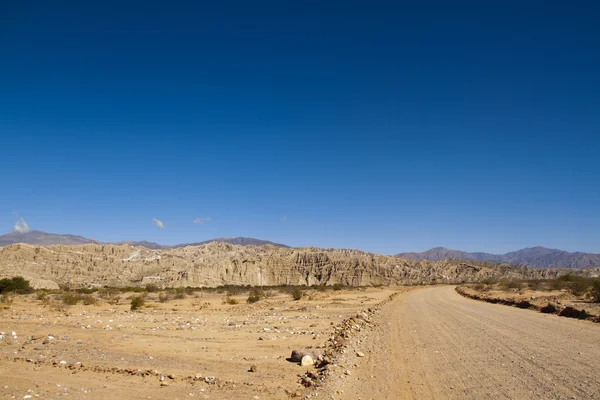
[13,217,30,233]
[152,218,165,229]
[281,215,287,222]
[193,217,211,224]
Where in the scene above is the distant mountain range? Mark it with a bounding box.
[172,237,289,248]
[2,231,598,269]
[396,247,600,269]
[0,230,289,249]
[0,230,96,246]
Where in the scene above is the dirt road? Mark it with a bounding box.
[320,286,600,399]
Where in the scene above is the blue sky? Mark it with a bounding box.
[1,1,599,254]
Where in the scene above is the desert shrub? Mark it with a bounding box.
[500,280,524,290]
[120,286,145,293]
[292,287,303,300]
[591,279,600,303]
[130,295,145,311]
[332,284,344,291]
[540,303,558,314]
[185,286,195,295]
[145,284,159,293]
[473,284,484,291]
[224,296,239,305]
[526,280,544,291]
[98,288,120,298]
[158,292,171,303]
[0,294,13,304]
[568,276,591,297]
[62,293,80,305]
[37,291,48,301]
[173,288,186,300]
[247,288,264,304]
[549,279,566,291]
[80,294,97,305]
[481,277,498,285]
[0,277,31,293]
[75,287,97,294]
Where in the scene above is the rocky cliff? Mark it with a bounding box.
[0,243,595,289]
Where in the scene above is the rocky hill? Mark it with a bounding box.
[0,230,96,247]
[1,242,595,289]
[0,230,288,250]
[174,237,289,248]
[396,246,600,269]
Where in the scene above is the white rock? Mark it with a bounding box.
[300,355,314,367]
[356,351,365,357]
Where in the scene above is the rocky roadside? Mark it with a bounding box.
[288,288,412,399]
[455,285,600,323]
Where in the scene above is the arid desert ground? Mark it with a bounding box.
[2,284,599,400]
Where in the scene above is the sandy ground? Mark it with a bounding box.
[315,286,600,400]
[0,287,396,399]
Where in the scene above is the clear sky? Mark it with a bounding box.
[1,1,599,254]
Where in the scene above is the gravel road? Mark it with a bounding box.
[322,286,600,399]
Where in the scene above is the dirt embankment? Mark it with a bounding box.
[456,285,600,323]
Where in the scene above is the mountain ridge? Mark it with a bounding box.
[0,230,288,249]
[395,246,600,269]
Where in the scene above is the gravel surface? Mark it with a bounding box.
[317,285,600,399]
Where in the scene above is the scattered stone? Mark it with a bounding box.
[356,351,365,357]
[301,355,314,367]
[290,349,318,362]
[249,365,257,372]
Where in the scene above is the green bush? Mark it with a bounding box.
[0,277,31,293]
[130,295,145,311]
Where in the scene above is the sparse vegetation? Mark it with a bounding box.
[145,284,159,292]
[592,279,600,303]
[292,287,303,300]
[158,292,171,303]
[173,288,186,300]
[247,288,264,303]
[62,293,81,305]
[0,277,31,294]
[224,296,239,305]
[81,294,98,305]
[130,295,145,310]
